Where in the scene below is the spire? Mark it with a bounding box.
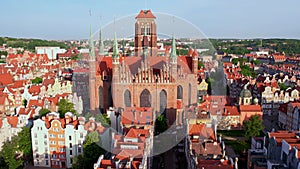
[112,20,119,59]
[98,25,105,56]
[170,33,177,60]
[89,24,96,60]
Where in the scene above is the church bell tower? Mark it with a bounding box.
[134,10,157,57]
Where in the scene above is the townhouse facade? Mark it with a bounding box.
[31,112,87,168]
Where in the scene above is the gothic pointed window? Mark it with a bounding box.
[177,85,183,100]
[124,90,131,107]
[159,90,167,114]
[140,89,151,107]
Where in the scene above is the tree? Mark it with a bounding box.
[72,154,85,169]
[31,77,43,84]
[0,127,33,169]
[22,99,27,108]
[206,78,214,95]
[155,114,168,134]
[58,99,76,118]
[278,83,290,91]
[72,132,105,169]
[84,131,100,148]
[0,137,23,169]
[0,156,8,169]
[243,115,264,140]
[251,60,261,65]
[39,108,50,117]
[17,127,32,156]
[198,61,204,69]
[95,113,111,127]
[16,127,32,165]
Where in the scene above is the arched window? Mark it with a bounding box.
[160,90,167,114]
[177,85,183,100]
[98,86,103,112]
[140,89,151,107]
[124,90,131,107]
[188,83,192,106]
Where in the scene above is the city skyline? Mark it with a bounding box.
[1,0,300,40]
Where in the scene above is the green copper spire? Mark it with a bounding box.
[98,26,105,56]
[112,29,119,59]
[89,24,96,60]
[170,33,177,59]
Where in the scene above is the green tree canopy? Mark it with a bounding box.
[240,65,257,78]
[31,77,43,84]
[72,132,105,169]
[243,115,264,140]
[17,127,32,156]
[39,108,50,117]
[95,113,111,127]
[22,99,27,108]
[0,137,23,169]
[198,61,204,69]
[278,83,291,91]
[58,99,76,118]
[155,114,168,135]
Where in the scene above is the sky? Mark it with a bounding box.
[1,0,300,40]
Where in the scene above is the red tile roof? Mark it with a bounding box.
[239,105,262,112]
[0,95,8,105]
[28,99,44,108]
[273,55,286,61]
[189,124,216,140]
[28,85,41,95]
[6,116,18,128]
[223,106,240,116]
[125,128,150,139]
[121,107,153,126]
[99,159,116,168]
[136,10,156,19]
[0,73,13,85]
[198,159,234,169]
[18,107,26,115]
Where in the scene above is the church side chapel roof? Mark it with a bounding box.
[121,107,153,125]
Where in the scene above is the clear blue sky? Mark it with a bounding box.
[1,0,299,40]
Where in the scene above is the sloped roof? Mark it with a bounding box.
[0,73,13,85]
[239,105,262,112]
[189,124,216,140]
[136,10,156,19]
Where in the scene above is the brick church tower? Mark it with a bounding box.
[134,10,157,57]
[88,24,97,114]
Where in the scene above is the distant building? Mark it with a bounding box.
[35,47,66,60]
